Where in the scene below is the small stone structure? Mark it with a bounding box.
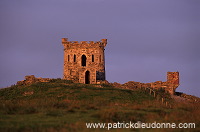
[17,75,50,85]
[62,38,107,84]
[111,72,179,95]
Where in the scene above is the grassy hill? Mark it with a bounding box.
[0,80,199,132]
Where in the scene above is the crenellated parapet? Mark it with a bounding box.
[62,38,107,50]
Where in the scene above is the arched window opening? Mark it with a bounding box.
[92,55,94,62]
[74,54,76,62]
[81,55,86,66]
[85,71,90,84]
[68,55,70,62]
[99,55,101,63]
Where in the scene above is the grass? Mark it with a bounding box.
[0,81,199,132]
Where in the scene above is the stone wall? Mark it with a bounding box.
[16,72,179,95]
[110,72,179,95]
[17,75,50,85]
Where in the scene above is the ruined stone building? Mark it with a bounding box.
[149,72,179,94]
[62,38,107,84]
[111,72,179,95]
[16,37,180,95]
[61,38,179,94]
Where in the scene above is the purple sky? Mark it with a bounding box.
[0,0,200,97]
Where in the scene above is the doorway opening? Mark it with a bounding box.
[85,71,90,84]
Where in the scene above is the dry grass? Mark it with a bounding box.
[0,81,199,131]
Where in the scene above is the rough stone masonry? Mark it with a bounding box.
[62,38,107,84]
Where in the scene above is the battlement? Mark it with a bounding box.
[62,38,107,47]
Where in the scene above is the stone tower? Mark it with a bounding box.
[62,38,107,84]
[166,72,179,94]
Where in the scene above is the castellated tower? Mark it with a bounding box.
[62,38,107,84]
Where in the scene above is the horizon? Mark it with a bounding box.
[0,0,199,97]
